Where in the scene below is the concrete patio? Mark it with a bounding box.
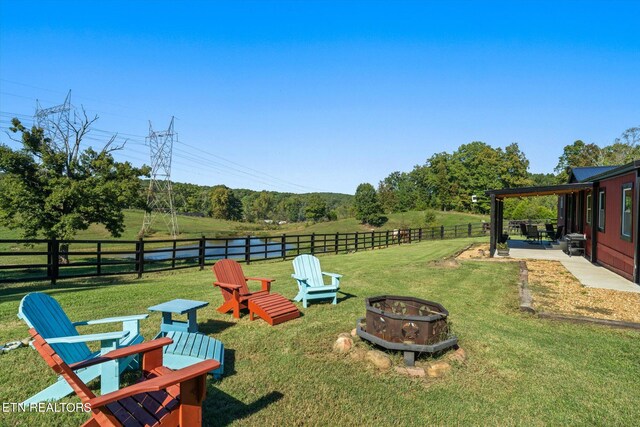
[500,238,640,293]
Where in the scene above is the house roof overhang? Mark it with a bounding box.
[484,182,593,200]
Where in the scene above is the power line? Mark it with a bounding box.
[0,103,333,193]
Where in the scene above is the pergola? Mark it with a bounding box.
[485,182,593,257]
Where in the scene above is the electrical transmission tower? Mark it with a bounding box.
[141,117,179,238]
[35,91,73,150]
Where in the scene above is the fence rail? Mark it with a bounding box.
[0,222,490,285]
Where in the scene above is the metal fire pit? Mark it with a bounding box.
[356,295,458,366]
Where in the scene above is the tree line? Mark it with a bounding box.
[169,182,353,223]
[354,127,639,225]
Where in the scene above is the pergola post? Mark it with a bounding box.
[489,194,497,257]
[635,170,640,284]
[591,183,598,263]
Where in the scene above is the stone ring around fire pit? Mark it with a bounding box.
[356,295,458,366]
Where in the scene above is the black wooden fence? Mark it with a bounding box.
[0,223,489,285]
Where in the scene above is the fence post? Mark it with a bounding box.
[385,230,389,247]
[440,226,445,239]
[96,242,102,276]
[418,228,423,242]
[48,238,59,286]
[335,232,339,254]
[224,238,229,259]
[468,223,472,237]
[281,234,287,261]
[245,235,251,264]
[355,232,359,251]
[199,235,206,270]
[310,233,315,255]
[408,228,412,244]
[454,225,458,238]
[172,240,177,269]
[371,231,375,249]
[136,238,144,278]
[431,227,435,239]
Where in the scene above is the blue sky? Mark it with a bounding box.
[1,1,639,194]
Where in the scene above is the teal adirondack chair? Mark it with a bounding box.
[17,292,147,404]
[291,254,342,308]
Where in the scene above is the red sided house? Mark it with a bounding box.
[486,160,640,286]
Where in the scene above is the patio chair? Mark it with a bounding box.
[212,259,300,325]
[525,225,541,243]
[17,292,147,404]
[545,223,556,240]
[519,222,528,237]
[291,254,341,308]
[28,328,218,427]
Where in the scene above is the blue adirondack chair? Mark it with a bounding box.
[17,292,147,404]
[291,254,342,308]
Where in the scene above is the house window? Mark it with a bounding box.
[586,194,592,225]
[598,190,606,232]
[621,184,633,240]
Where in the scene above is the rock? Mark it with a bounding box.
[394,366,426,377]
[350,328,358,337]
[350,348,366,361]
[366,350,392,370]
[338,332,351,339]
[426,361,452,378]
[21,338,32,347]
[333,336,353,353]
[447,347,466,364]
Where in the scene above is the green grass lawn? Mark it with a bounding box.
[1,238,637,426]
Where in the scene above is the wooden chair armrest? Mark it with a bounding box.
[88,359,220,408]
[214,281,242,290]
[291,274,307,282]
[245,277,275,283]
[245,277,274,292]
[321,272,343,278]
[72,314,148,326]
[46,331,129,345]
[69,338,173,370]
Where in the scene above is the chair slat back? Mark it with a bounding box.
[213,259,250,295]
[292,255,324,288]
[29,328,96,404]
[18,292,92,364]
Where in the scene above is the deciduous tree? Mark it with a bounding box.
[0,117,149,253]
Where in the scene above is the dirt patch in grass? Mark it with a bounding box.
[456,245,640,324]
[527,260,640,323]
[456,244,491,260]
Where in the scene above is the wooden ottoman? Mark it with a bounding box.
[162,330,225,379]
[248,294,301,326]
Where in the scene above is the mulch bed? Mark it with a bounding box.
[456,244,640,324]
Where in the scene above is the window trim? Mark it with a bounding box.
[621,183,633,241]
[586,193,592,225]
[598,189,606,232]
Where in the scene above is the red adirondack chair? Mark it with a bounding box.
[28,328,219,427]
[212,259,273,319]
[212,259,300,325]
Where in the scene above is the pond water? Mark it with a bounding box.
[142,238,295,261]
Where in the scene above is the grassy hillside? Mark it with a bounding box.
[0,209,488,242]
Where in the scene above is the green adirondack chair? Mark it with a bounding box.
[291,254,342,308]
[17,292,147,404]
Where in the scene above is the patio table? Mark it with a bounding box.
[148,298,209,336]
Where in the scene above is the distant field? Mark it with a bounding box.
[0,209,488,244]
